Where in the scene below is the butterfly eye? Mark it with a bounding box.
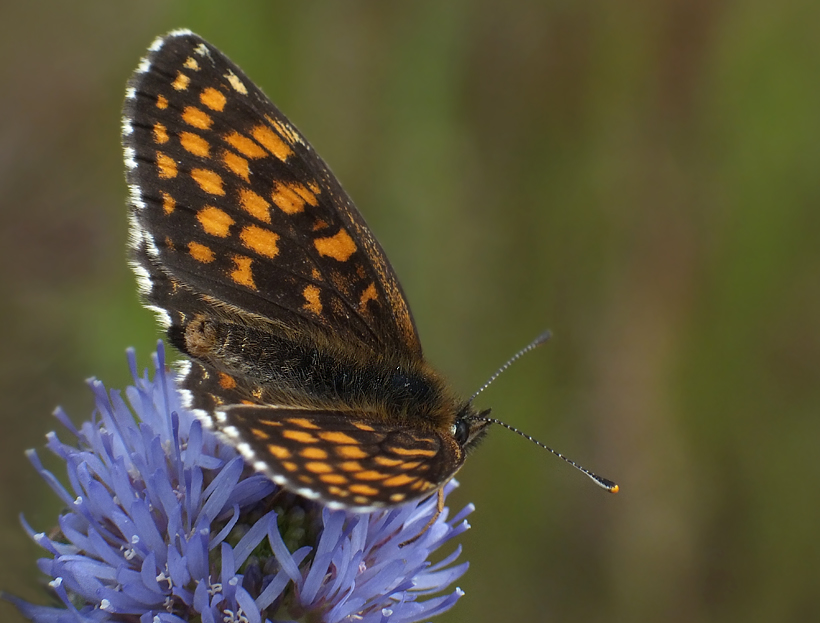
[452,418,470,446]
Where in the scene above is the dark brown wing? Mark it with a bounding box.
[216,405,463,511]
[123,30,421,357]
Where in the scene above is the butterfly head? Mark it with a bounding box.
[453,406,493,455]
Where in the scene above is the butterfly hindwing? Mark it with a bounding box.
[217,405,460,510]
[124,30,421,357]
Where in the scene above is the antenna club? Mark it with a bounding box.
[534,330,552,345]
[594,477,619,493]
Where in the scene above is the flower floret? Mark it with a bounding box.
[3,344,471,623]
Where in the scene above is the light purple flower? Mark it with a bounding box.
[3,343,472,623]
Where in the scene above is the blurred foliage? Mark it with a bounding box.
[2,1,819,622]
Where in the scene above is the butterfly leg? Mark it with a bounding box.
[400,488,445,547]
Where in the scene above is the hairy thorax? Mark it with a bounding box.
[181,314,461,429]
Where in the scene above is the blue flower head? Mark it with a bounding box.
[3,344,472,623]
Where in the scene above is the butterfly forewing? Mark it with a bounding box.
[123,31,420,356]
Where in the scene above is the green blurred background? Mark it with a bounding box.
[2,1,819,622]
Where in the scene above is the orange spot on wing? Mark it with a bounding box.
[271,181,318,214]
[327,485,349,497]
[197,206,234,237]
[292,182,319,204]
[340,461,363,472]
[319,431,358,445]
[390,493,407,502]
[222,150,249,181]
[305,462,333,474]
[359,283,378,312]
[302,285,322,315]
[156,94,168,109]
[200,87,226,111]
[218,372,237,389]
[349,484,379,496]
[389,446,437,457]
[267,445,291,459]
[224,131,267,159]
[355,470,388,481]
[183,57,200,70]
[240,225,279,258]
[320,474,348,485]
[250,428,269,440]
[373,456,403,467]
[239,188,271,223]
[161,192,175,215]
[182,106,213,129]
[252,125,292,161]
[281,461,298,472]
[191,168,225,195]
[287,418,320,429]
[300,447,328,459]
[180,132,210,157]
[267,115,302,145]
[314,230,357,261]
[336,446,368,459]
[188,241,215,263]
[153,122,169,144]
[172,71,190,91]
[230,255,256,290]
[383,474,415,486]
[282,429,317,443]
[352,422,376,432]
[156,152,177,179]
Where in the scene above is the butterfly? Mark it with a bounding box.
[121,30,494,512]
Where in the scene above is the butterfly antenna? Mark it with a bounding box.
[475,414,619,493]
[468,330,553,404]
[468,330,618,492]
